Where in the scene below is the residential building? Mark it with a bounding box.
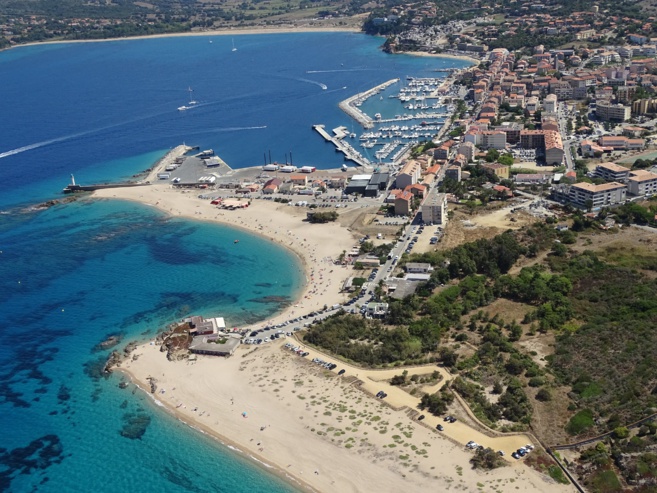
[596,101,631,122]
[421,189,448,225]
[628,170,657,196]
[394,190,414,215]
[289,174,308,186]
[482,163,510,179]
[594,162,630,183]
[445,165,462,182]
[543,93,558,113]
[457,141,476,162]
[544,130,564,165]
[569,182,627,209]
[405,263,433,274]
[395,161,422,189]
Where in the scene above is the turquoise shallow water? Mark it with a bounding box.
[0,32,468,492]
[0,199,304,492]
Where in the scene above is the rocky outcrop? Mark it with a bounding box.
[146,377,158,394]
[103,351,122,374]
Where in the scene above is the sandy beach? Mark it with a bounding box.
[11,25,362,51]
[94,149,575,492]
[93,148,356,326]
[120,339,574,493]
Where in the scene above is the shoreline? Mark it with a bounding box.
[7,25,362,51]
[92,161,357,329]
[8,27,479,68]
[119,362,318,493]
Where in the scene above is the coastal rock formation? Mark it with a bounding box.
[146,377,158,394]
[94,334,122,352]
[103,351,122,374]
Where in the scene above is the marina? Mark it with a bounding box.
[319,76,458,166]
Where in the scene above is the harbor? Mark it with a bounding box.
[317,76,459,167]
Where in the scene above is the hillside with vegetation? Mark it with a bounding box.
[304,222,657,452]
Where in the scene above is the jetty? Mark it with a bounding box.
[338,78,400,128]
[63,144,195,194]
[63,180,150,194]
[312,125,370,167]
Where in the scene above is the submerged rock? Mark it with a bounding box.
[119,412,151,440]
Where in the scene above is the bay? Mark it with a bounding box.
[0,32,468,492]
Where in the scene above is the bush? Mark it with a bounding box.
[566,409,595,435]
[536,388,552,401]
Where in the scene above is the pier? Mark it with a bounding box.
[338,78,400,128]
[313,125,371,167]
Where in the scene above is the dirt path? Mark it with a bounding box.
[291,339,539,460]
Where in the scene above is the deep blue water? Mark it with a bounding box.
[0,33,469,492]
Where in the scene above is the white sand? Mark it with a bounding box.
[119,340,574,493]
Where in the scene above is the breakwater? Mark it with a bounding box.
[338,78,400,128]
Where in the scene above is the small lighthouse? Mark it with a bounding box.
[70,174,76,186]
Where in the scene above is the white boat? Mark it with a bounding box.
[178,105,189,111]
[232,39,237,52]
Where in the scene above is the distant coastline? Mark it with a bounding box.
[7,25,362,51]
[7,26,479,67]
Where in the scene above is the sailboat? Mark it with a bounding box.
[232,38,237,52]
[178,87,197,111]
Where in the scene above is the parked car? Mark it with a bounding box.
[338,369,346,376]
[417,415,425,421]
[436,424,444,431]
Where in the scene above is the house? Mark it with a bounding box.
[482,163,510,179]
[493,184,513,198]
[189,333,242,357]
[405,183,427,198]
[394,190,414,215]
[289,174,308,186]
[405,263,433,274]
[262,178,282,194]
[365,302,389,318]
[183,315,217,336]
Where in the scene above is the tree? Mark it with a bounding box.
[536,388,552,401]
[470,447,505,470]
[485,149,500,162]
[613,426,630,439]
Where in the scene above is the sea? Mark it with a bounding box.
[0,32,470,492]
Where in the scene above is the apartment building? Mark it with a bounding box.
[569,182,627,209]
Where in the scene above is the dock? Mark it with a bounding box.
[313,125,371,167]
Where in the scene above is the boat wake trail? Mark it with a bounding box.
[306,69,371,74]
[0,131,91,159]
[297,78,327,90]
[215,126,267,132]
